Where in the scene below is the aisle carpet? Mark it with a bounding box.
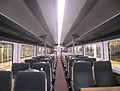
[54,59,68,91]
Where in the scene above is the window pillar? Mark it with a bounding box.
[83,45,86,56]
[13,43,21,63]
[94,44,97,58]
[102,41,109,61]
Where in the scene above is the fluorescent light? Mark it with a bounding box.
[57,0,65,45]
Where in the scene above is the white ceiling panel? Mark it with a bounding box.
[60,0,87,43]
[0,0,45,36]
[37,0,58,43]
[0,0,55,45]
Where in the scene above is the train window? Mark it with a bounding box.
[37,46,42,56]
[76,46,83,55]
[20,44,35,62]
[41,47,45,56]
[68,47,73,55]
[96,43,101,58]
[47,48,51,54]
[109,41,120,68]
[85,44,94,57]
[0,43,13,70]
[85,43,101,60]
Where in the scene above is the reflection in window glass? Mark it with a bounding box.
[41,47,45,56]
[21,44,34,62]
[85,43,101,60]
[47,48,52,54]
[96,44,101,58]
[77,46,83,55]
[109,41,120,68]
[0,43,13,70]
[67,47,73,55]
[85,44,94,57]
[37,46,42,56]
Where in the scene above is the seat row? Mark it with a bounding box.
[25,56,57,75]
[0,70,47,91]
[30,56,56,80]
[12,61,54,91]
[0,55,55,91]
[25,55,56,70]
[64,55,96,81]
[71,61,119,91]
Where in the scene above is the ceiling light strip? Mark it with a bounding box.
[57,0,66,45]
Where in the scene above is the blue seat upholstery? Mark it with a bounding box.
[72,61,94,91]
[33,62,52,91]
[14,71,46,91]
[0,71,12,91]
[83,58,96,66]
[12,63,29,78]
[68,58,81,80]
[94,61,118,87]
[25,59,38,68]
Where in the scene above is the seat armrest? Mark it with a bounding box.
[70,81,75,91]
[45,79,47,91]
[50,84,53,91]
[52,76,55,85]
[64,66,66,69]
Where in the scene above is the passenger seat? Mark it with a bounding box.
[94,61,118,87]
[33,62,52,91]
[14,71,46,91]
[0,71,12,91]
[12,63,29,78]
[72,61,94,91]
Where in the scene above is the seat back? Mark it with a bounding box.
[39,59,54,76]
[83,58,96,66]
[14,71,46,91]
[32,56,45,62]
[94,61,118,86]
[0,71,12,91]
[40,59,53,68]
[12,63,29,78]
[73,61,94,90]
[25,59,38,68]
[33,62,51,91]
[68,58,81,79]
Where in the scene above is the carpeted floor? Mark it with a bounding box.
[54,59,68,91]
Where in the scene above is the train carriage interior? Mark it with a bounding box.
[0,0,120,91]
